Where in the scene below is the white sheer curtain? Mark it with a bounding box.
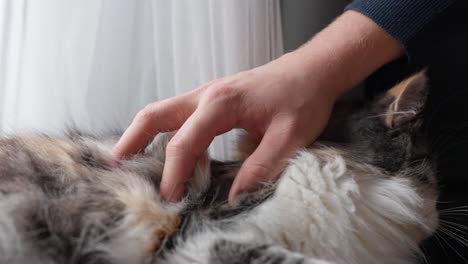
[0,0,283,159]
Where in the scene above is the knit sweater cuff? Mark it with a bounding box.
[345,0,455,46]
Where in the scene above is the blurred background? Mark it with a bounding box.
[0,0,348,159]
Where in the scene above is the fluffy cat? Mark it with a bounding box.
[0,72,438,264]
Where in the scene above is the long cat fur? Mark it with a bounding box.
[0,72,439,264]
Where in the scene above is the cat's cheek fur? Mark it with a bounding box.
[251,148,436,263]
[252,149,435,263]
[401,191,438,242]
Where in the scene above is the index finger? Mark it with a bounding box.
[112,95,196,160]
[160,101,238,202]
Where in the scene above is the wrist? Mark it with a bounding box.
[280,10,403,101]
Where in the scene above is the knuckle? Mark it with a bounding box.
[273,123,297,144]
[166,140,186,157]
[204,83,240,103]
[135,104,158,123]
[166,137,196,159]
[278,125,295,140]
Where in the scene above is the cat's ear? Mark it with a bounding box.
[385,71,428,128]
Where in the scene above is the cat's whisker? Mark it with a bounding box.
[440,227,468,240]
[440,220,468,236]
[436,230,468,264]
[440,205,468,209]
[433,232,450,258]
[441,213,468,216]
[439,226,468,248]
[439,227,468,253]
[440,209,468,214]
[439,210,468,216]
[440,214,468,219]
[419,246,430,264]
[435,200,457,204]
[439,205,468,211]
[363,114,384,119]
[364,111,416,120]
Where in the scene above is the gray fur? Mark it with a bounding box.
[0,73,437,263]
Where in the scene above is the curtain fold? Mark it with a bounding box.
[0,0,283,159]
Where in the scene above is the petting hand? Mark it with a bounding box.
[112,10,402,204]
[112,53,336,204]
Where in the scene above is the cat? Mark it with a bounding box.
[0,71,438,264]
[155,71,438,264]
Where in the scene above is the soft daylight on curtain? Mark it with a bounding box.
[0,0,283,159]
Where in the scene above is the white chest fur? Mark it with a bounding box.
[159,147,437,264]
[246,147,435,264]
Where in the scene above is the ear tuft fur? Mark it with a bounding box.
[385,71,428,128]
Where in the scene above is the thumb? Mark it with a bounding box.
[228,122,303,204]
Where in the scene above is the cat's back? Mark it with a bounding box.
[0,133,182,264]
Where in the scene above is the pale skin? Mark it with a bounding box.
[112,10,402,204]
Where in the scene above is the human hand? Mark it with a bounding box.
[112,53,336,204]
[112,10,402,204]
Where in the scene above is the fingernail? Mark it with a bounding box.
[228,183,241,206]
[228,197,237,206]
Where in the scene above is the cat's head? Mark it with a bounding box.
[324,71,432,175]
[324,71,438,242]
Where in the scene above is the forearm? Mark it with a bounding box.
[277,10,403,101]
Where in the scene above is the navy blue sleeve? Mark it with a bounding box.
[345,0,456,46]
